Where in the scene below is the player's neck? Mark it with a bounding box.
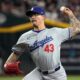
[34,24,46,31]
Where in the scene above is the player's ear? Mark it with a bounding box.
[43,15,46,20]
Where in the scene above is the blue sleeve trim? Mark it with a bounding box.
[68,28,71,39]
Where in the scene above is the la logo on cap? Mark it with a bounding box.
[31,8,34,11]
[41,12,43,14]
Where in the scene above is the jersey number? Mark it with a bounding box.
[44,44,54,53]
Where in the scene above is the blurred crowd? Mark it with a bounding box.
[0,0,80,22]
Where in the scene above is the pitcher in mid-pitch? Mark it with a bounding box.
[4,6,80,80]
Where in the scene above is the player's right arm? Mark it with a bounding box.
[4,33,27,74]
[4,52,19,64]
[5,31,29,64]
[4,42,30,73]
[4,32,31,74]
[4,52,22,74]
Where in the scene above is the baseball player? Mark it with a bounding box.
[4,6,80,80]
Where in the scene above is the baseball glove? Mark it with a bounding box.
[4,61,23,74]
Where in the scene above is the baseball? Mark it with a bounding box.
[60,6,66,11]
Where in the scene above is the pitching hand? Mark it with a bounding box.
[60,6,74,17]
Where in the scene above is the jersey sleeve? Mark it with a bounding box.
[11,32,30,54]
[16,30,32,44]
[16,33,27,44]
[53,27,70,42]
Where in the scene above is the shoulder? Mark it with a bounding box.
[20,30,33,38]
[48,27,69,36]
[49,27,61,32]
[49,27,68,31]
[16,30,33,44]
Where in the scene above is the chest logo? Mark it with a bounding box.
[30,36,53,51]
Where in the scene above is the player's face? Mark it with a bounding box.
[29,14,45,28]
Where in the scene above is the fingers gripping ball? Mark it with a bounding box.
[60,6,66,12]
[60,6,74,16]
[4,61,23,74]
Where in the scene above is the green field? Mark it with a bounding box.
[68,75,80,80]
[0,75,80,80]
[0,75,23,80]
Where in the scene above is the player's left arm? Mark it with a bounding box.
[60,6,80,37]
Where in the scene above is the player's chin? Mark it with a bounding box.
[32,23,38,28]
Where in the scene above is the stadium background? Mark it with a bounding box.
[0,0,80,80]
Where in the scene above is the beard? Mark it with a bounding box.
[33,23,38,28]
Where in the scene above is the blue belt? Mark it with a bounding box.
[38,66,60,75]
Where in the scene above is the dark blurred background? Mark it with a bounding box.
[0,0,80,75]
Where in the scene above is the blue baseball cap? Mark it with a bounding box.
[26,6,45,17]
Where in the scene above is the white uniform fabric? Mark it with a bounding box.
[16,27,71,80]
[23,65,67,80]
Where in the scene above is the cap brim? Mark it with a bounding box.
[26,11,39,17]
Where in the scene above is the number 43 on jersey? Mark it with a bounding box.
[44,44,54,53]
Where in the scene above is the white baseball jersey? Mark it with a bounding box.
[16,27,71,71]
